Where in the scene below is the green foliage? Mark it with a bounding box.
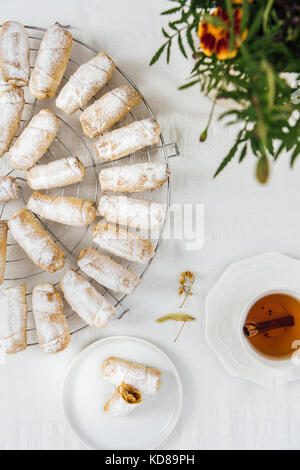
[150,0,300,183]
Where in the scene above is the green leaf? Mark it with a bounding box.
[178,79,200,90]
[224,0,233,21]
[241,0,250,34]
[149,43,167,66]
[290,145,300,167]
[178,32,188,58]
[285,126,298,151]
[214,142,239,178]
[168,21,178,31]
[224,0,234,51]
[239,143,248,163]
[192,57,208,72]
[167,41,172,64]
[186,25,195,52]
[218,109,240,121]
[274,141,286,160]
[161,7,182,15]
[156,314,196,323]
[162,27,170,39]
[263,0,275,33]
[247,6,264,41]
[266,138,275,157]
[250,136,260,156]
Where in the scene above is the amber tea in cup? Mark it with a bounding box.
[243,293,300,360]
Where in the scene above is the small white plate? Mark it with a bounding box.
[62,336,183,450]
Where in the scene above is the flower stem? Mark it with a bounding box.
[173,322,186,343]
[263,0,275,33]
[200,95,218,142]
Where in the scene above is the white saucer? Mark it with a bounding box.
[205,252,300,388]
[62,336,183,450]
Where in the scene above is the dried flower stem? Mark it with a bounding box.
[156,270,196,343]
[178,271,195,308]
[173,322,186,343]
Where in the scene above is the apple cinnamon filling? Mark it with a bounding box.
[120,382,142,405]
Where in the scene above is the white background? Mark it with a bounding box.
[1,0,300,450]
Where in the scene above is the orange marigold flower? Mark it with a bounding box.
[198,7,247,60]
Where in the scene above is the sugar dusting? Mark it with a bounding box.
[0,87,24,157]
[27,192,96,227]
[78,248,140,295]
[60,269,115,328]
[100,162,169,193]
[95,119,161,161]
[98,194,166,231]
[0,284,27,354]
[0,21,30,86]
[102,357,161,395]
[0,221,8,283]
[32,283,70,353]
[8,109,59,170]
[80,85,142,138]
[56,52,115,114]
[27,156,85,190]
[0,176,19,201]
[0,68,12,93]
[29,24,72,98]
[8,209,64,273]
[93,221,154,264]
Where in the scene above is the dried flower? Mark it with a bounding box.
[156,271,196,343]
[178,270,195,308]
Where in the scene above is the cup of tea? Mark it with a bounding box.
[241,289,300,367]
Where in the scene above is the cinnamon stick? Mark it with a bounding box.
[243,315,295,338]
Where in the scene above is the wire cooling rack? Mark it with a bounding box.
[0,24,178,346]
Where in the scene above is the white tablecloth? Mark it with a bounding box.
[1,0,300,450]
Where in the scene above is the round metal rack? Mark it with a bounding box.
[0,24,177,346]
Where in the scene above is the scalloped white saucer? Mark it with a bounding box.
[205,252,300,388]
